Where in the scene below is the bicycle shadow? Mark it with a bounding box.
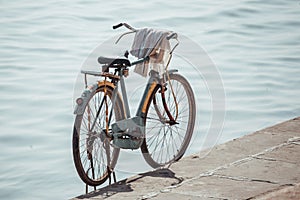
[75,168,183,199]
[126,168,183,184]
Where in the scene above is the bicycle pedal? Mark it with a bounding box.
[112,132,143,150]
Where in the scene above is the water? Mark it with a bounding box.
[1,0,300,199]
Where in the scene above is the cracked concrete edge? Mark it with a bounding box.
[249,183,300,200]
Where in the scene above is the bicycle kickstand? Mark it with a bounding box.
[85,184,97,194]
[108,167,117,185]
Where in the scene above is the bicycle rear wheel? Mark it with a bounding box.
[141,73,196,168]
[73,86,124,186]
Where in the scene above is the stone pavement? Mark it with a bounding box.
[72,117,300,200]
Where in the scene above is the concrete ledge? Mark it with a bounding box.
[72,117,300,200]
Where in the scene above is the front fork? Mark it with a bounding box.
[136,70,179,125]
[159,81,178,125]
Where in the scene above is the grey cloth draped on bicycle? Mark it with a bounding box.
[130,28,172,77]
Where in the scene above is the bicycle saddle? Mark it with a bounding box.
[98,56,131,67]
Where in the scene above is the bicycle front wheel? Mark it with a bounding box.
[141,73,196,168]
[73,85,124,186]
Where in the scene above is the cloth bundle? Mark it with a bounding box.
[130,28,172,77]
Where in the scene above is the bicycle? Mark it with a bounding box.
[72,23,196,186]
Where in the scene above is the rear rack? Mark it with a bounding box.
[81,70,120,79]
[81,70,120,88]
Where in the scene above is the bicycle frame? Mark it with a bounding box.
[74,67,179,149]
[114,68,181,149]
[110,68,180,119]
[74,23,180,149]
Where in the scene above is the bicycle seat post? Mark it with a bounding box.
[119,69,131,119]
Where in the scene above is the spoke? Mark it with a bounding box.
[147,126,164,148]
[165,127,171,162]
[158,126,167,163]
[82,155,88,169]
[146,122,163,134]
[176,93,186,107]
[146,116,164,122]
[169,127,178,157]
[91,96,105,131]
[93,141,102,166]
[90,157,96,180]
[148,125,164,155]
[173,126,185,142]
[178,108,189,116]
[172,125,188,133]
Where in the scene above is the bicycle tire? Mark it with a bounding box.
[73,85,124,186]
[141,73,196,168]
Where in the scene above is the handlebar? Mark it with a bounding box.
[131,56,149,66]
[112,23,179,52]
[112,23,137,31]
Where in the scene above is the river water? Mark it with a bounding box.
[1,0,299,199]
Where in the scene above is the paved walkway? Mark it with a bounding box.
[72,117,300,200]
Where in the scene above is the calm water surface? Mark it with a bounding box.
[1,0,299,199]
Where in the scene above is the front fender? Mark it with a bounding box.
[163,69,178,80]
[73,81,115,115]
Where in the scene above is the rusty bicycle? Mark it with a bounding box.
[72,23,196,186]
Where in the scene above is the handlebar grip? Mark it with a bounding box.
[113,23,123,29]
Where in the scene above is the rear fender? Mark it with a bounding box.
[73,81,115,115]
